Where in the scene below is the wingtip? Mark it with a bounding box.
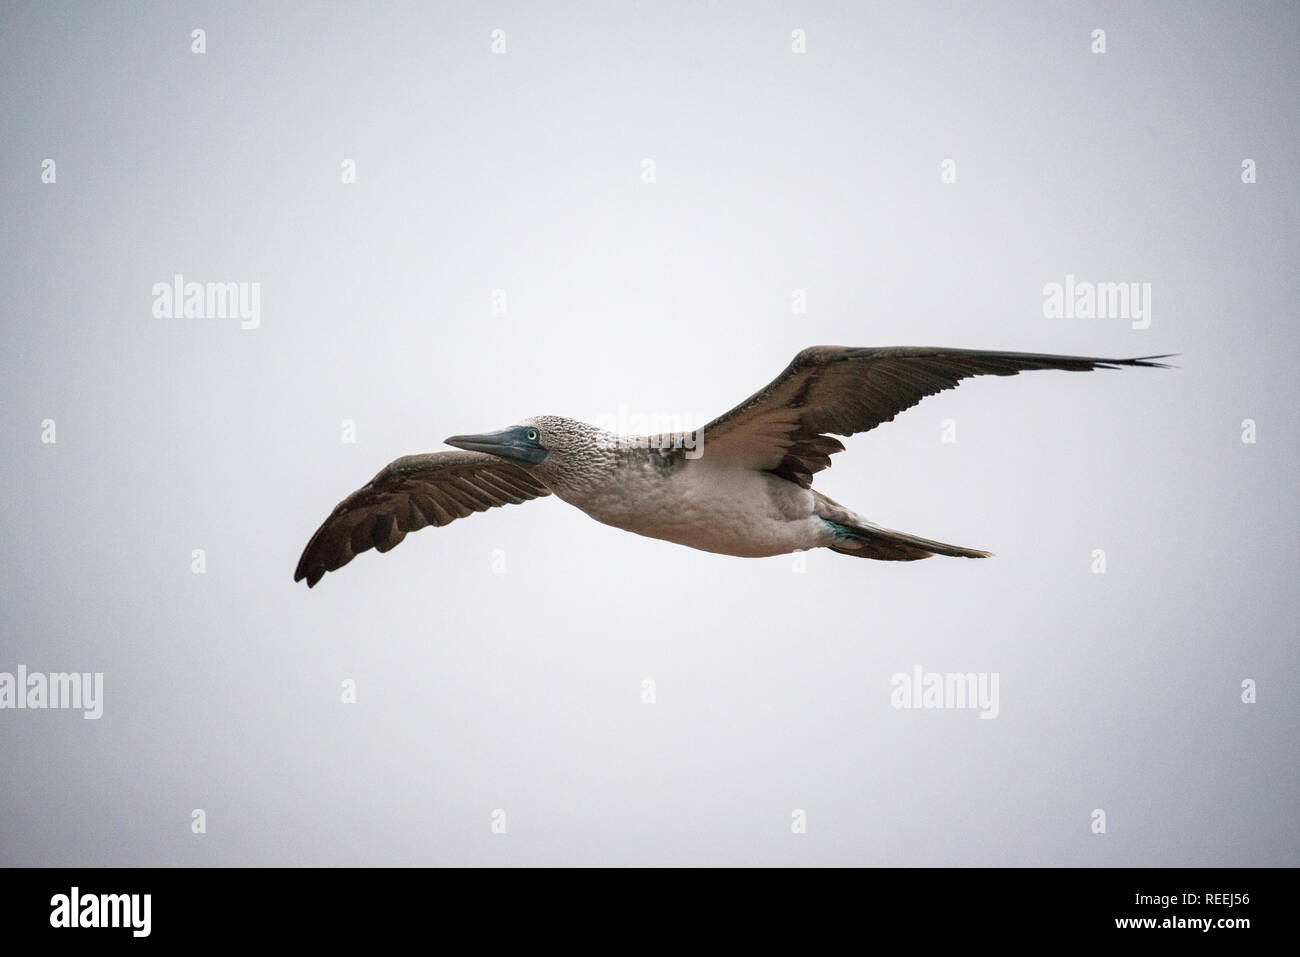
[1123,353,1179,369]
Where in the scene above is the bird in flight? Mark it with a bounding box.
[294,346,1169,587]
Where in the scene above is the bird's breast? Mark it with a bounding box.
[557,458,823,557]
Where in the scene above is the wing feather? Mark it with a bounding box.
[699,346,1172,485]
[294,450,550,587]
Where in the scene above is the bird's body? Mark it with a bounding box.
[561,446,826,557]
[294,345,1171,587]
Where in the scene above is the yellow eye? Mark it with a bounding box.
[526,429,539,442]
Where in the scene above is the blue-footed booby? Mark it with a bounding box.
[294,346,1169,587]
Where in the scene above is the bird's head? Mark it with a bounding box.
[444,415,608,485]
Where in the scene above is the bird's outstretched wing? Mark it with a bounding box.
[699,346,1173,486]
[294,451,550,587]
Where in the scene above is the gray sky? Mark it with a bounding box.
[1,1,1296,866]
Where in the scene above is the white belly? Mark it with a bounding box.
[559,458,831,557]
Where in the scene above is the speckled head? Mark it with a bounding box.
[445,415,617,489]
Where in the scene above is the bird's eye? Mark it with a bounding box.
[526,429,539,442]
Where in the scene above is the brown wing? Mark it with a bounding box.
[294,451,551,587]
[699,346,1172,486]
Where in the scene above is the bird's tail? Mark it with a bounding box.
[825,521,993,561]
[814,492,992,562]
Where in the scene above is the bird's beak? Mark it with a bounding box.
[445,427,548,465]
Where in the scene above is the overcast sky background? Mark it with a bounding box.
[1,1,1296,866]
